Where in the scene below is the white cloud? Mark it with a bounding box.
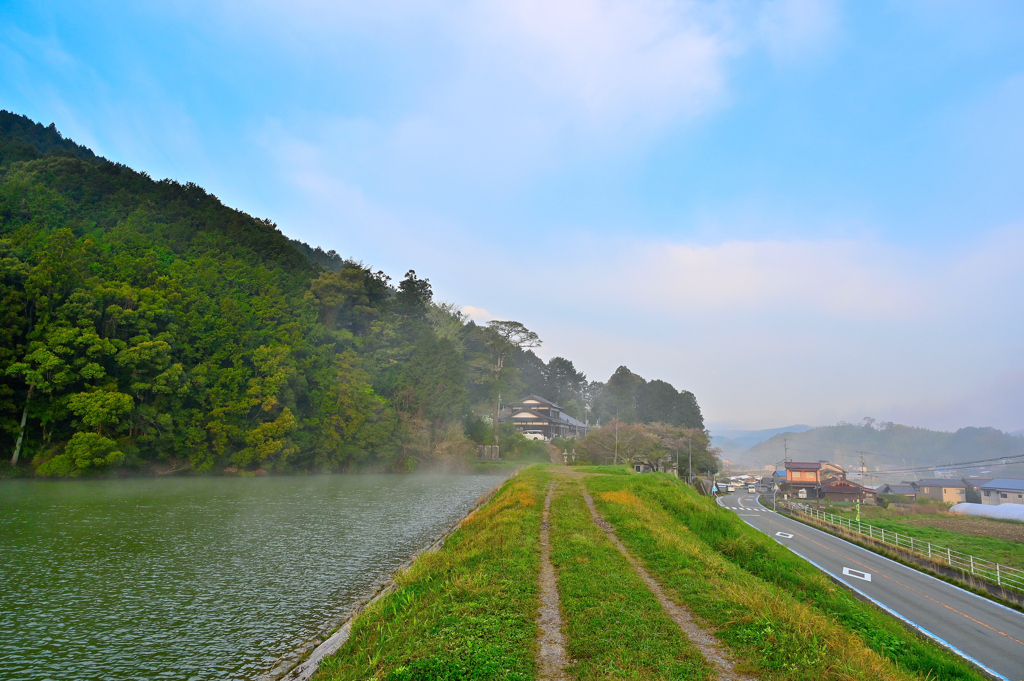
[461,305,494,322]
[460,0,733,131]
[554,225,1024,321]
[221,1,820,195]
[481,225,1024,431]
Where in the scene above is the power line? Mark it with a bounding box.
[878,453,1024,475]
[766,444,1024,476]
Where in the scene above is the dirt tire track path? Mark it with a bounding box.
[582,488,756,681]
[536,482,570,680]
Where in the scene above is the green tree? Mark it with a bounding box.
[35,432,124,477]
[473,321,541,445]
[577,419,664,466]
[544,356,586,418]
[393,270,432,318]
[67,390,133,435]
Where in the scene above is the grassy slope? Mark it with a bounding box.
[313,467,988,680]
[825,508,1024,569]
[586,473,986,681]
[548,477,712,680]
[314,467,548,681]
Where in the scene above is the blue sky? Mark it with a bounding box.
[3,0,1023,431]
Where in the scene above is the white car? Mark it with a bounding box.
[522,430,546,441]
[748,486,756,493]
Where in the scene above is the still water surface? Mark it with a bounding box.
[0,473,509,681]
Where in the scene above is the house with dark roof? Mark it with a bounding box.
[979,479,1024,506]
[877,484,917,502]
[961,477,993,504]
[823,479,877,504]
[501,395,589,440]
[913,479,966,504]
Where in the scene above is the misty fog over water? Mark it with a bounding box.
[0,473,509,681]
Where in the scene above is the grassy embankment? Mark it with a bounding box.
[548,477,713,679]
[824,506,1024,569]
[314,465,987,680]
[314,467,548,680]
[586,471,987,681]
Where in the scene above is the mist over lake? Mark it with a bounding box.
[0,473,509,681]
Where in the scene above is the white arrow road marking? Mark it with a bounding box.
[775,532,794,538]
[843,567,872,582]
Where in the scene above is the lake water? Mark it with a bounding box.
[0,472,510,681]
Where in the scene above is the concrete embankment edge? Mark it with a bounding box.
[265,468,523,681]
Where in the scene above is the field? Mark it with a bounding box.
[825,504,1024,570]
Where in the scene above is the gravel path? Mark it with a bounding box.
[581,489,756,681]
[535,482,570,680]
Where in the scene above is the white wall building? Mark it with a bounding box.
[979,478,1024,505]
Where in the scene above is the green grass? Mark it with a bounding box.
[585,473,987,681]
[573,464,635,475]
[313,466,548,681]
[548,478,712,680]
[310,466,990,680]
[824,510,1024,570]
[467,460,523,473]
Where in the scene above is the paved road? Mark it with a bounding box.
[717,490,1024,681]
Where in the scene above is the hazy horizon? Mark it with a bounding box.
[4,1,1022,433]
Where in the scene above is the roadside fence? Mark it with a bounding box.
[780,503,1024,596]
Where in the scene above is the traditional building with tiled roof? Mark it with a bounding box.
[501,395,589,440]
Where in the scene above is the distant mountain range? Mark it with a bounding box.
[722,422,1024,480]
[710,425,814,452]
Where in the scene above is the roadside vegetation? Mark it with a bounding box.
[822,504,1024,570]
[314,467,547,681]
[593,473,986,680]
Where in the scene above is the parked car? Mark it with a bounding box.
[522,430,546,441]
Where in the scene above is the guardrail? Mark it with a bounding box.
[780,503,1024,596]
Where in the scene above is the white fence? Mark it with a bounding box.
[782,504,1024,596]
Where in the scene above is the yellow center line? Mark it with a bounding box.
[880,573,1024,648]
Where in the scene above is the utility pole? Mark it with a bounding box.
[784,438,789,462]
[614,409,619,465]
[688,435,692,486]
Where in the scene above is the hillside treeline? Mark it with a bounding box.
[0,111,704,477]
[749,418,1024,475]
[573,420,719,477]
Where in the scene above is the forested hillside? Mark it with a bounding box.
[0,111,705,477]
[747,419,1024,477]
